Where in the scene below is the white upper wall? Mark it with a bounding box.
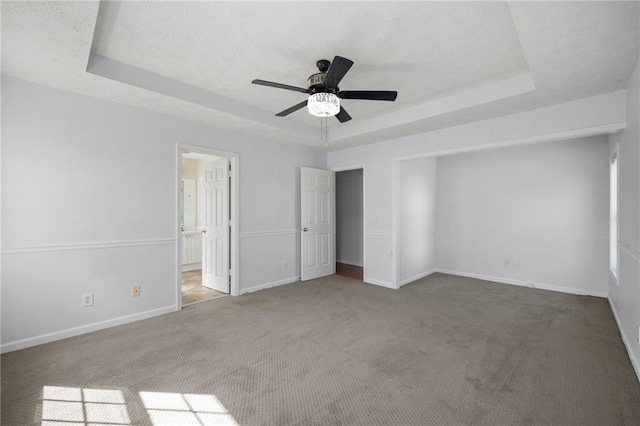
[436,136,610,296]
[329,91,625,235]
[618,69,640,254]
[1,77,324,248]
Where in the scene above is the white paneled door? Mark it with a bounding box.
[301,167,335,281]
[202,158,230,293]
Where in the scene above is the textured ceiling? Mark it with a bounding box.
[2,1,638,150]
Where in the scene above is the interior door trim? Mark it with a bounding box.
[177,143,240,310]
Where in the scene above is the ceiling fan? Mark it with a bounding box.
[252,56,398,123]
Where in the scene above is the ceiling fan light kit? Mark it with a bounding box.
[307,93,340,117]
[252,55,398,123]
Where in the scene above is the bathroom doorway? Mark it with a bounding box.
[178,145,239,307]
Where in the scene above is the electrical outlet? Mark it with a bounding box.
[132,286,141,297]
[512,259,519,269]
[82,293,94,307]
[504,259,511,267]
[282,261,288,270]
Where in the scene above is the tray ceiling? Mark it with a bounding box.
[2,1,638,150]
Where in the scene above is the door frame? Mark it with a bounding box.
[176,143,240,310]
[331,164,367,281]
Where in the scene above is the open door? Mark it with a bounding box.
[202,158,230,293]
[301,167,335,281]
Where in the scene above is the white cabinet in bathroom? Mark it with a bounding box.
[189,234,202,264]
[182,231,202,269]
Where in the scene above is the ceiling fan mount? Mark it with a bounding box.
[316,59,331,73]
[252,56,398,123]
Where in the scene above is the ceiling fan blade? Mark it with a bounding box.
[335,106,352,123]
[276,100,308,117]
[324,56,354,89]
[252,79,310,94]
[338,90,398,101]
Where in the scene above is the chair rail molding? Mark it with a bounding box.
[1,238,176,255]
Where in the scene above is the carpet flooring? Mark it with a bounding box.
[2,273,640,425]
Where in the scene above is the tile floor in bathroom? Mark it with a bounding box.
[181,269,226,306]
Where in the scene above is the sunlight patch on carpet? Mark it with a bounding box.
[40,386,238,426]
[140,391,238,426]
[41,386,130,425]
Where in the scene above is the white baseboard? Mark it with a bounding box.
[435,269,608,298]
[436,269,531,288]
[608,297,640,383]
[399,269,437,287]
[364,277,396,289]
[1,305,176,354]
[534,282,608,298]
[240,276,300,294]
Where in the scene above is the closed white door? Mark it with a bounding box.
[301,167,335,281]
[202,158,230,293]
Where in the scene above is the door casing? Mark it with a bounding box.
[331,164,367,282]
[177,143,240,309]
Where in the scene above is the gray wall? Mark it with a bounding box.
[1,76,325,351]
[328,90,625,289]
[608,53,640,379]
[398,157,437,285]
[336,169,363,266]
[436,136,610,296]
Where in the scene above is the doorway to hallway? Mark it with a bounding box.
[335,168,364,281]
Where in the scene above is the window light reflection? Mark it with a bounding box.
[140,391,239,426]
[41,386,130,426]
[41,386,239,426]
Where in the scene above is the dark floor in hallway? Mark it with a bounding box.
[336,262,363,280]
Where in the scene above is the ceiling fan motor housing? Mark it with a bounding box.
[307,72,338,94]
[308,58,337,94]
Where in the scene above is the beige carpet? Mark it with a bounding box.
[2,273,640,425]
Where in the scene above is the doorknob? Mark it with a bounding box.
[201,230,207,234]
[303,228,308,232]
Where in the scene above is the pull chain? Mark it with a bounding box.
[320,117,328,147]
